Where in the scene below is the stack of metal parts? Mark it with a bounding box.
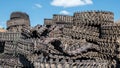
[73,11,114,26]
[0,11,120,68]
[7,12,30,32]
[72,11,114,41]
[100,23,120,39]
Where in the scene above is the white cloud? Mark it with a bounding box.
[34,4,42,8]
[60,10,70,15]
[51,0,93,8]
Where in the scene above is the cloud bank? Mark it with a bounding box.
[34,4,42,8]
[51,0,93,8]
[60,10,70,15]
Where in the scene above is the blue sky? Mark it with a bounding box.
[0,0,120,28]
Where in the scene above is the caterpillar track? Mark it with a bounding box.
[0,11,120,68]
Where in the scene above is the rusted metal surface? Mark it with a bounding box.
[0,11,120,68]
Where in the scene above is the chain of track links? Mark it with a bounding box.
[73,11,114,26]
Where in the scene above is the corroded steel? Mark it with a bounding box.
[0,11,120,68]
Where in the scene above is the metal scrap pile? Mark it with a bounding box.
[0,11,120,68]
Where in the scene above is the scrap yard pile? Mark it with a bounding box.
[0,11,120,68]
